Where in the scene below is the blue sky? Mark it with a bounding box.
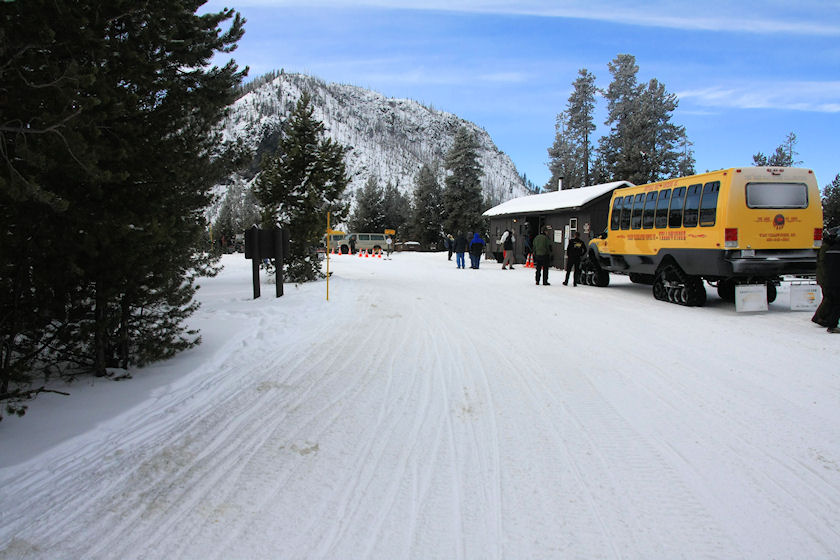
[202,0,839,191]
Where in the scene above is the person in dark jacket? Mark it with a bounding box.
[823,232,840,333]
[563,231,587,286]
[532,226,552,285]
[813,227,838,326]
[469,233,486,269]
[524,235,533,266]
[453,232,468,269]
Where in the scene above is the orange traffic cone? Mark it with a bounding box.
[377,251,382,258]
[365,251,369,258]
[358,250,362,258]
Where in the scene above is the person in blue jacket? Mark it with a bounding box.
[468,233,486,269]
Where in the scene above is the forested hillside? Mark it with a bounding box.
[209,72,530,222]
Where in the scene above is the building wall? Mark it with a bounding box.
[487,195,613,267]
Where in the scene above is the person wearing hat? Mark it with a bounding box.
[532,226,553,285]
[563,231,587,286]
[813,227,839,326]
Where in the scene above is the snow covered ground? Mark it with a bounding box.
[2,252,839,559]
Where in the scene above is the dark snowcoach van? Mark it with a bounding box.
[581,167,823,306]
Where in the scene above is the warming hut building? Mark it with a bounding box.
[482,181,634,267]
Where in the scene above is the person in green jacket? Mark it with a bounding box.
[532,226,553,286]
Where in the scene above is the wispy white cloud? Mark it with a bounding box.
[678,82,840,113]
[215,0,840,36]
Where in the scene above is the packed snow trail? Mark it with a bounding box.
[2,253,840,559]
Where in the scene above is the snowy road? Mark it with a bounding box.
[2,252,840,559]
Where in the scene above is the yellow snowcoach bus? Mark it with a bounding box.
[581,167,823,306]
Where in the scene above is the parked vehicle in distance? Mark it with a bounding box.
[396,241,421,251]
[323,233,348,252]
[338,233,387,254]
[582,167,823,306]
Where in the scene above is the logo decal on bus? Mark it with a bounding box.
[773,214,785,229]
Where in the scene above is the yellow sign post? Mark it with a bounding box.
[324,216,345,301]
[326,213,331,301]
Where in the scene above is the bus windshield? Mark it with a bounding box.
[746,182,808,209]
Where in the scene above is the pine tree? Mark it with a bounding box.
[546,112,582,191]
[597,54,644,184]
[2,0,247,409]
[382,181,411,237]
[442,127,485,235]
[635,78,687,183]
[677,137,697,177]
[753,132,802,167]
[254,92,350,282]
[411,164,444,247]
[566,69,598,187]
[823,174,840,229]
[350,176,386,231]
[596,54,688,184]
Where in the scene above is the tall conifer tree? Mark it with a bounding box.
[350,177,385,232]
[382,181,411,237]
[442,127,485,235]
[2,0,247,406]
[411,164,444,247]
[254,93,349,282]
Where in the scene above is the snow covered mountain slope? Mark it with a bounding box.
[211,72,529,218]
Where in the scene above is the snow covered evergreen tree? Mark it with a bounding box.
[254,93,350,282]
[1,0,247,409]
[350,177,386,232]
[382,181,411,238]
[411,164,445,247]
[443,127,485,235]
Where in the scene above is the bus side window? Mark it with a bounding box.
[683,184,702,228]
[630,193,645,229]
[699,181,720,227]
[655,189,671,228]
[669,186,686,228]
[642,191,657,229]
[620,195,633,229]
[610,197,623,230]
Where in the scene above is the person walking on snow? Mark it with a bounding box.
[563,231,587,286]
[454,232,468,269]
[822,231,840,333]
[532,226,552,285]
[469,233,486,269]
[501,229,516,270]
[813,227,838,326]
